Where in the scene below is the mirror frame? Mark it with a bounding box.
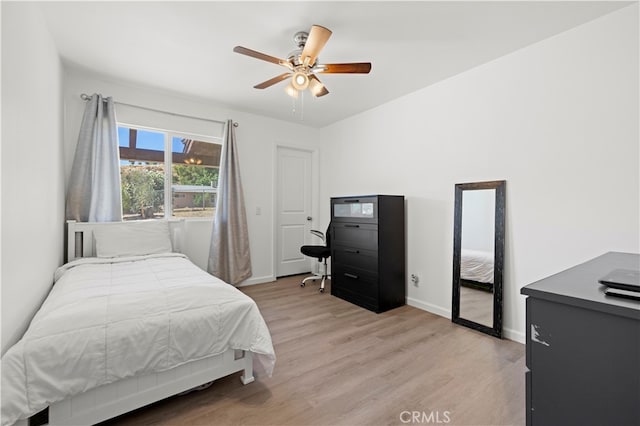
[452,180,505,338]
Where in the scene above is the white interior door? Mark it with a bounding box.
[276,147,312,277]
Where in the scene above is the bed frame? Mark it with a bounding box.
[460,278,494,292]
[21,221,256,426]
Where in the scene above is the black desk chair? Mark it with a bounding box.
[300,224,331,293]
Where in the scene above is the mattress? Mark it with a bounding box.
[1,253,275,426]
[461,249,494,284]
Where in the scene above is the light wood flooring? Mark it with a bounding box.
[102,275,526,426]
[459,286,494,327]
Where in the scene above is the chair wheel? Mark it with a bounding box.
[319,288,324,293]
[300,282,305,287]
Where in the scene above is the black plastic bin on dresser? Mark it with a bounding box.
[330,195,405,313]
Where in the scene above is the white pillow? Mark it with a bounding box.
[94,220,173,258]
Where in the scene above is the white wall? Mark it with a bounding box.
[461,189,495,252]
[1,3,65,354]
[319,4,639,342]
[63,67,321,284]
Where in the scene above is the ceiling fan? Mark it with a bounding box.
[233,25,371,98]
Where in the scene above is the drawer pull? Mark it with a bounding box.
[344,199,360,203]
[345,249,360,254]
[344,224,360,228]
[344,273,359,279]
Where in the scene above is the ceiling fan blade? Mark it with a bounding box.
[318,63,372,74]
[309,74,329,97]
[301,25,332,67]
[233,46,291,69]
[253,73,291,89]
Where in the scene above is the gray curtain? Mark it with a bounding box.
[208,120,252,285]
[66,94,122,222]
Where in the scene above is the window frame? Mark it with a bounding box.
[117,122,223,221]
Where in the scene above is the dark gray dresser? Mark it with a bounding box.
[521,252,640,426]
[330,195,405,313]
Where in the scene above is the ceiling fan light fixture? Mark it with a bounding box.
[291,71,309,90]
[308,77,325,97]
[284,82,299,98]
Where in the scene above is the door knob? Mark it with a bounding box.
[306,216,312,221]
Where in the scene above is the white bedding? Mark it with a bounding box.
[461,249,494,284]
[1,253,275,426]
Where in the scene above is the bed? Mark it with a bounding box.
[460,248,494,290]
[1,220,275,426]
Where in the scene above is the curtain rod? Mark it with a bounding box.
[80,93,238,127]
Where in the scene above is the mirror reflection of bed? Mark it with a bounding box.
[460,249,494,327]
[459,189,495,327]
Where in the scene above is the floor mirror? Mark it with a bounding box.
[451,180,505,338]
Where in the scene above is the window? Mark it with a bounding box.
[118,126,221,220]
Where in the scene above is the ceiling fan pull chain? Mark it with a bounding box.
[292,93,297,115]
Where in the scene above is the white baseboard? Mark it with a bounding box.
[237,275,276,287]
[406,297,525,345]
[502,327,525,344]
[407,297,451,319]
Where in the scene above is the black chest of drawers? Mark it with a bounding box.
[330,195,406,313]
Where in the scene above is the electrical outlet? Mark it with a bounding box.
[411,274,419,285]
[255,206,261,215]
